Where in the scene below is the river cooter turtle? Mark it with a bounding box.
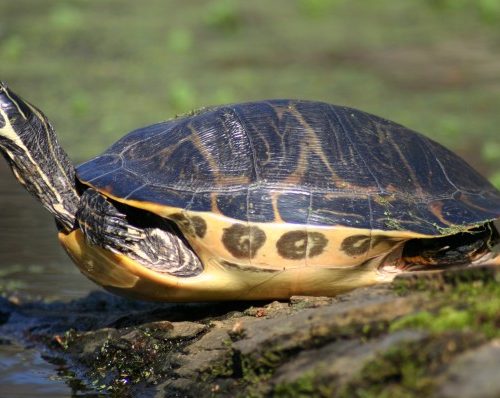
[0,83,498,301]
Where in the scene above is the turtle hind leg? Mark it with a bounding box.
[76,188,203,277]
[401,222,499,270]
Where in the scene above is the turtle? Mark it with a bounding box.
[0,82,499,301]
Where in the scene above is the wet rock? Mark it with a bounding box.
[271,329,426,388]
[289,295,334,308]
[232,293,429,364]
[141,321,207,339]
[243,300,292,319]
[435,339,500,398]
[60,328,119,355]
[330,331,487,398]
[173,317,260,378]
[173,326,232,377]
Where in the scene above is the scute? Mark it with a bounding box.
[76,100,500,235]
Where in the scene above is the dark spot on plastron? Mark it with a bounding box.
[170,213,191,230]
[308,233,328,257]
[341,235,371,256]
[170,213,207,238]
[277,231,307,260]
[191,216,207,238]
[276,231,328,260]
[222,223,266,259]
[0,113,5,128]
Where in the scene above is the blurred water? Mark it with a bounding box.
[0,342,70,398]
[0,161,95,397]
[0,162,96,299]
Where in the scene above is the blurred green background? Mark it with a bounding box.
[1,0,499,185]
[0,2,499,393]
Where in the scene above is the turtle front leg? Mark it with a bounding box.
[76,188,203,277]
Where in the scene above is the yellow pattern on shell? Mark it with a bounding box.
[85,186,435,269]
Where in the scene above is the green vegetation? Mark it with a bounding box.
[0,0,499,186]
[336,332,485,398]
[273,371,317,397]
[391,278,500,338]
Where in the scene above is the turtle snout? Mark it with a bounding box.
[0,87,13,110]
[0,84,31,122]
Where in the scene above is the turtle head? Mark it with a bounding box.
[0,82,37,142]
[0,82,32,125]
[0,82,51,151]
[0,82,80,232]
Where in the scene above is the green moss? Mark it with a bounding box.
[271,323,488,397]
[390,307,472,333]
[374,195,392,207]
[421,307,472,332]
[391,278,500,338]
[393,276,432,295]
[239,357,274,398]
[381,205,405,231]
[433,222,487,236]
[207,362,234,379]
[273,371,317,398]
[384,218,404,231]
[337,332,485,398]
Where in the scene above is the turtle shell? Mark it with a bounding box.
[77,100,500,236]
